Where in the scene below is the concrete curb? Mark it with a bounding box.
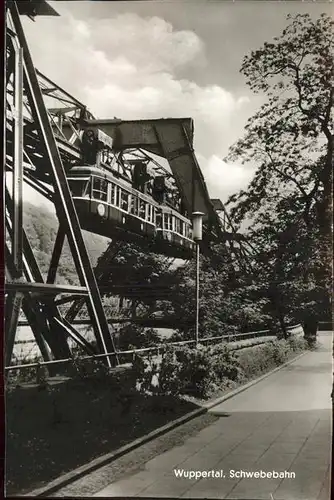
[24,350,308,497]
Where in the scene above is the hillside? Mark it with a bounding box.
[22,202,110,284]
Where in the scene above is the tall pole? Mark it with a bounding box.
[195,241,200,347]
[12,46,23,275]
[192,212,204,347]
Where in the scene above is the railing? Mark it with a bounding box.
[5,324,302,373]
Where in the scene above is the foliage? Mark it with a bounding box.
[131,353,153,391]
[261,341,290,365]
[225,14,333,332]
[131,336,309,400]
[175,345,218,398]
[209,344,243,382]
[158,346,184,395]
[132,343,244,399]
[5,353,46,388]
[227,14,333,228]
[167,243,272,341]
[237,338,308,379]
[70,351,112,382]
[116,324,161,351]
[97,240,175,317]
[242,196,330,335]
[287,336,309,352]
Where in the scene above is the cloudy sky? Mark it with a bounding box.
[21,0,332,205]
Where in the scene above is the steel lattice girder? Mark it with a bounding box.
[5,3,118,367]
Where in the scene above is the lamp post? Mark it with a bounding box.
[192,212,205,347]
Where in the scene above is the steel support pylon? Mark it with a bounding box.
[5,3,118,368]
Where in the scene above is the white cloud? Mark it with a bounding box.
[90,14,206,73]
[197,155,255,203]
[22,10,252,202]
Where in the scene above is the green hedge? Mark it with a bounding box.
[237,337,308,380]
[131,337,309,400]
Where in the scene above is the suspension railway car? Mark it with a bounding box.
[67,166,195,258]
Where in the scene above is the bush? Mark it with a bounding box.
[175,345,217,398]
[287,336,309,352]
[158,347,184,395]
[131,343,243,399]
[209,344,243,382]
[237,337,309,379]
[131,353,156,392]
[130,336,310,400]
[261,340,290,365]
[5,353,49,388]
[117,325,160,350]
[70,353,115,385]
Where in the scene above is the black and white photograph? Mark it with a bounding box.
[3,0,333,498]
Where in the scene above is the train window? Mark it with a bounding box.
[92,177,108,201]
[156,212,162,228]
[139,199,146,219]
[169,215,173,230]
[83,181,90,198]
[130,196,138,216]
[109,183,115,205]
[163,213,173,230]
[115,186,120,207]
[175,217,181,234]
[120,190,130,212]
[68,179,88,197]
[146,205,154,223]
[146,204,151,222]
[180,220,184,236]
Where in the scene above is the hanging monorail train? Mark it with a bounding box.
[66,165,195,258]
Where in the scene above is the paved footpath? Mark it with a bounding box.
[94,332,332,500]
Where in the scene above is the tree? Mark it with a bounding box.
[226,14,333,334]
[116,324,160,351]
[244,193,328,337]
[97,239,175,318]
[166,243,271,340]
